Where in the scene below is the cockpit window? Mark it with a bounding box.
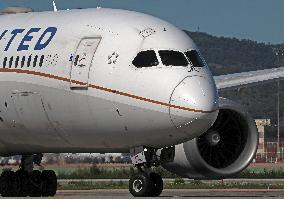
[158,50,188,66]
[185,50,205,68]
[132,50,159,68]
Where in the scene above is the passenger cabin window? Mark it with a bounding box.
[132,50,159,68]
[33,55,38,67]
[9,56,13,68]
[27,55,32,67]
[21,56,25,68]
[0,54,49,69]
[3,57,7,68]
[39,55,44,67]
[158,50,188,66]
[15,56,19,68]
[185,50,205,68]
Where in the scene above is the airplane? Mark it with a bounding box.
[0,6,283,197]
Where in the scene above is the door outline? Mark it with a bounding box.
[70,37,101,89]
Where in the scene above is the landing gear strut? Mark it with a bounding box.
[128,146,174,197]
[0,154,57,197]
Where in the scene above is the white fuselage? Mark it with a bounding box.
[0,8,219,155]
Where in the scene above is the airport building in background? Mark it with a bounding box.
[255,119,284,163]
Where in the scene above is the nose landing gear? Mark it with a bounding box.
[0,154,57,197]
[129,146,174,197]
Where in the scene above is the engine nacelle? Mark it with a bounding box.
[163,97,258,179]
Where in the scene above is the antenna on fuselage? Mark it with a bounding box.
[52,1,58,12]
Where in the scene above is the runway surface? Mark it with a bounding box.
[48,189,284,199]
[58,178,284,184]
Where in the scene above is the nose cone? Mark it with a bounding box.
[170,76,218,112]
[169,76,219,136]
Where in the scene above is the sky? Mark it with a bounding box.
[0,0,283,44]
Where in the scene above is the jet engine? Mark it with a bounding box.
[163,97,258,179]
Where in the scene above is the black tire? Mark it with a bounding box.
[0,170,17,197]
[15,169,30,197]
[129,173,152,197]
[41,170,57,197]
[29,170,42,197]
[149,172,163,197]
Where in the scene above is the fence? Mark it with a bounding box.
[256,142,284,163]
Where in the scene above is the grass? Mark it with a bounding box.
[4,164,284,179]
[56,164,284,180]
[237,168,284,179]
[57,166,178,179]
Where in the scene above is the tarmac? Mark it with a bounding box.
[43,189,284,199]
[58,178,284,184]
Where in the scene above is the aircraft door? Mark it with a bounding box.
[70,38,101,89]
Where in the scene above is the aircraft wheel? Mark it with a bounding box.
[0,170,17,197]
[149,172,163,197]
[29,170,42,197]
[41,170,57,196]
[129,173,152,197]
[15,169,30,197]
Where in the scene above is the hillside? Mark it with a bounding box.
[185,31,283,75]
[184,31,284,137]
